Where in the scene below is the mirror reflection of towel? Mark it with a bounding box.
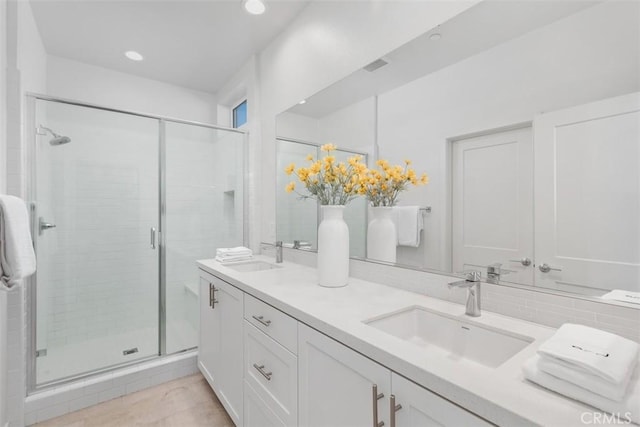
[392,206,423,247]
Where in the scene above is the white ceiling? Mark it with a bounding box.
[30,0,310,94]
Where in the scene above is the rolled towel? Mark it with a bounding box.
[523,355,640,424]
[216,246,253,258]
[537,324,639,385]
[538,355,632,402]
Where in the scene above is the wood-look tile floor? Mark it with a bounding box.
[35,374,234,427]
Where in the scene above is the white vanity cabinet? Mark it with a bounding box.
[298,323,490,427]
[298,323,391,427]
[198,270,244,426]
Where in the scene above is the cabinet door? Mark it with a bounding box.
[244,381,287,427]
[298,323,390,427]
[198,271,244,426]
[391,373,490,427]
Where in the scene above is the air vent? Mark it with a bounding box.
[363,58,389,72]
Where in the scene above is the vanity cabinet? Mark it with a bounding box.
[298,323,391,427]
[198,270,244,426]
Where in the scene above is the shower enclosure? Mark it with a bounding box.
[26,95,246,389]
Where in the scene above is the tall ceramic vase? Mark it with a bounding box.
[317,205,349,287]
[367,206,397,263]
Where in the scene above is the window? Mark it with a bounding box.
[233,100,247,128]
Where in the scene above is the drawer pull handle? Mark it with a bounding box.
[372,384,385,427]
[253,363,272,381]
[252,315,272,327]
[390,394,402,427]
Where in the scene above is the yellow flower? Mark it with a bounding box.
[420,173,429,185]
[284,163,295,175]
[285,182,295,193]
[297,168,310,182]
[404,159,411,165]
[310,161,321,174]
[320,143,337,152]
[306,154,314,161]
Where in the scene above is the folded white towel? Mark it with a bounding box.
[537,324,639,385]
[538,354,632,401]
[216,246,253,258]
[215,255,254,264]
[523,355,640,424]
[0,195,37,290]
[601,290,640,305]
[392,206,423,247]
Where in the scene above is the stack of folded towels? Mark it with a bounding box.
[523,324,640,423]
[215,246,253,263]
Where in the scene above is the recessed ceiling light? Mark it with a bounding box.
[125,51,144,61]
[243,0,266,15]
[429,33,442,41]
[298,100,306,105]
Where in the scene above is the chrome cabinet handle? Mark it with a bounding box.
[252,315,272,327]
[150,227,156,249]
[539,263,562,273]
[209,284,219,308]
[253,363,272,381]
[390,394,402,427]
[509,257,532,267]
[372,384,385,427]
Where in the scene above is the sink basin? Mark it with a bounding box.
[364,306,533,368]
[224,260,281,273]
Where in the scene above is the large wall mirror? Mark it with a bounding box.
[275,0,640,304]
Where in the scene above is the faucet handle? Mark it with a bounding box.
[464,270,481,282]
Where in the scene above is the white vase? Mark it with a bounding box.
[367,206,397,263]
[317,205,349,287]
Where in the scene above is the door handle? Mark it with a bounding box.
[38,217,56,235]
[150,227,156,249]
[390,394,402,427]
[509,257,532,267]
[539,263,562,273]
[372,384,385,427]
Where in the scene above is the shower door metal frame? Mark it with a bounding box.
[25,93,249,393]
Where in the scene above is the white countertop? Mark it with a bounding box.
[197,256,609,426]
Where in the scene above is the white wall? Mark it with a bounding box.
[47,56,217,124]
[376,1,640,271]
[255,0,479,244]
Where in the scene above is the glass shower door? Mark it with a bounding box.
[34,100,160,385]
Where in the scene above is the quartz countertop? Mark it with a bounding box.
[197,256,611,426]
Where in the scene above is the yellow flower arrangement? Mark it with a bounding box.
[285,144,367,205]
[362,159,429,207]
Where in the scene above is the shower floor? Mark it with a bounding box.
[37,320,197,385]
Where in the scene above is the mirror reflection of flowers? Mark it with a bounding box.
[363,159,429,207]
[285,144,367,205]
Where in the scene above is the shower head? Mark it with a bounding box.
[38,125,71,146]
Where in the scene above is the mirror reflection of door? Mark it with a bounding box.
[452,126,534,285]
[534,93,640,295]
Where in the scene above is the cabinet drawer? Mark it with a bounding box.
[244,381,286,427]
[244,294,297,354]
[244,321,298,426]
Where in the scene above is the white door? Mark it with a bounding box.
[534,93,640,294]
[298,324,391,427]
[452,126,534,285]
[390,373,490,427]
[198,271,244,426]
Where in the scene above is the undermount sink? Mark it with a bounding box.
[364,306,533,368]
[224,260,282,273]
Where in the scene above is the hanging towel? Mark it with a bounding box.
[601,290,640,305]
[537,324,639,385]
[392,206,423,247]
[537,354,633,401]
[0,195,36,290]
[523,355,640,424]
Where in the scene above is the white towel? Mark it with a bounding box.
[537,324,639,385]
[538,355,632,401]
[0,195,36,290]
[392,206,423,247]
[216,246,253,258]
[523,355,640,424]
[601,290,640,305]
[215,255,253,264]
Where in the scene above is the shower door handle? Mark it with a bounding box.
[150,227,156,249]
[38,217,56,235]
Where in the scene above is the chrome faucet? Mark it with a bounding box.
[275,241,283,263]
[448,271,481,317]
[486,263,502,284]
